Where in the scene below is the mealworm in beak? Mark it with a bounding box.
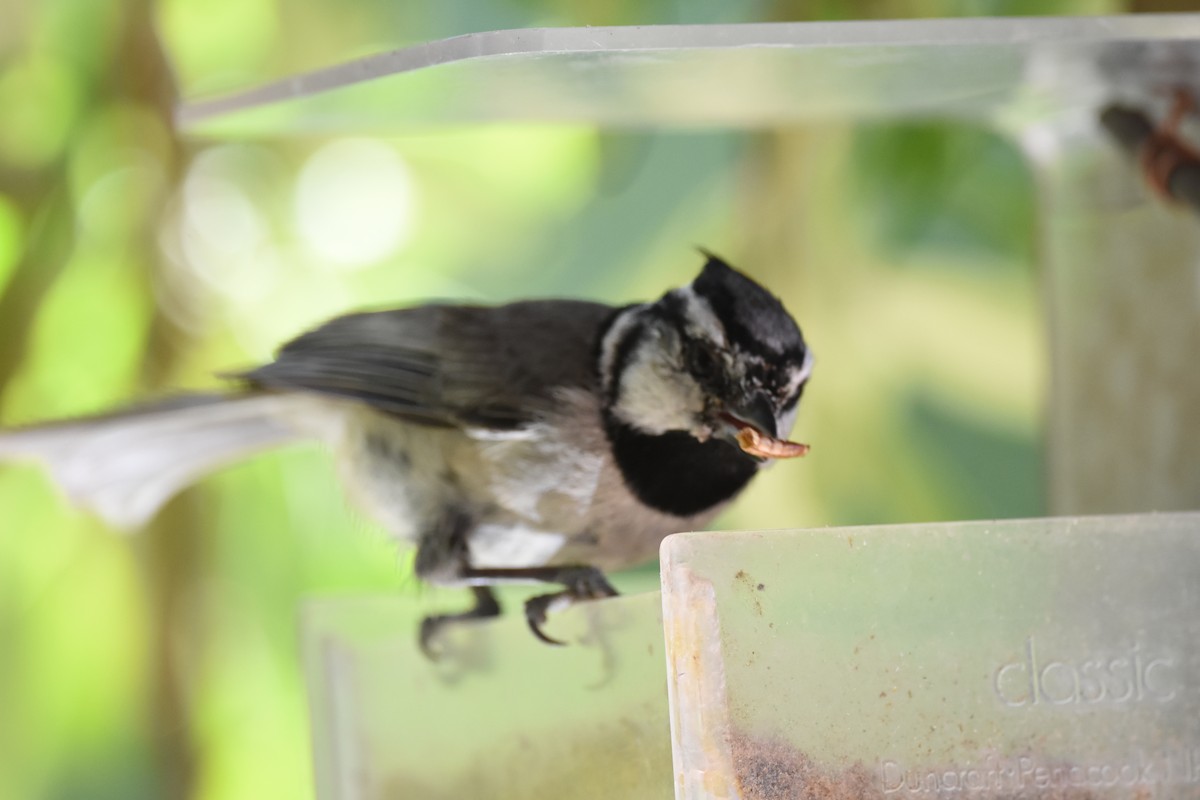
[735,428,810,459]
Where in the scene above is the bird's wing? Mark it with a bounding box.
[234,300,615,429]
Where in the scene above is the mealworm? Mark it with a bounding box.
[736,428,810,459]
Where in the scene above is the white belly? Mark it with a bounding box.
[334,404,604,563]
[466,523,568,569]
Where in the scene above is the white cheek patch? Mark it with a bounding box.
[598,304,648,395]
[613,340,705,435]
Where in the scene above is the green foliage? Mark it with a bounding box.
[4,254,152,421]
[850,122,1035,267]
[0,195,23,293]
[0,57,83,168]
[902,389,1043,519]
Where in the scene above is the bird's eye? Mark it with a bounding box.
[687,346,719,381]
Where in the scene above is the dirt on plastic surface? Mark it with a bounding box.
[730,729,875,800]
[729,729,1105,800]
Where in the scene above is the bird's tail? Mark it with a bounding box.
[0,392,318,530]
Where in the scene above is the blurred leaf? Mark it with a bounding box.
[0,194,23,294]
[19,528,150,751]
[850,122,1035,267]
[0,56,83,168]
[4,255,152,422]
[70,102,173,242]
[30,0,121,79]
[46,742,163,800]
[0,469,150,799]
[159,0,279,94]
[903,389,1044,519]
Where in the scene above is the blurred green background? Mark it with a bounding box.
[0,0,1184,798]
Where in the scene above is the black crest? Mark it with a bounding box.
[691,252,805,360]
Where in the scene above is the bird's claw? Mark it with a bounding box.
[416,586,502,660]
[554,566,619,601]
[419,614,450,660]
[524,593,568,646]
[523,566,619,646]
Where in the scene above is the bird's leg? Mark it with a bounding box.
[459,565,619,646]
[412,513,617,648]
[417,586,501,659]
[413,510,505,658]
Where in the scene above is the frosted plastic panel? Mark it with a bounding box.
[660,513,1200,799]
[1030,123,1200,514]
[302,588,672,800]
[178,17,1200,135]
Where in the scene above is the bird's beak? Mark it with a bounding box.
[722,392,777,438]
[717,392,809,461]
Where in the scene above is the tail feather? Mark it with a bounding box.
[0,393,313,529]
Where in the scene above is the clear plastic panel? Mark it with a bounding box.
[1025,117,1200,515]
[301,585,671,800]
[178,17,1200,135]
[661,513,1200,799]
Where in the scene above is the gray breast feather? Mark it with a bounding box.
[333,386,715,574]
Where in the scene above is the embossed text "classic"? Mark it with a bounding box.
[993,637,1177,707]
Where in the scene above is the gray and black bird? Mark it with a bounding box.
[0,253,813,652]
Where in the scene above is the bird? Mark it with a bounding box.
[0,252,813,654]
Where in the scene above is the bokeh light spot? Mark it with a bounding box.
[294,138,416,269]
[179,156,281,305]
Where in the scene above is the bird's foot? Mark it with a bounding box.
[522,566,618,646]
[418,586,501,660]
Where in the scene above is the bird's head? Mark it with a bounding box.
[599,252,812,462]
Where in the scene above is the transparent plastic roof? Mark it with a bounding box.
[178,15,1200,136]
